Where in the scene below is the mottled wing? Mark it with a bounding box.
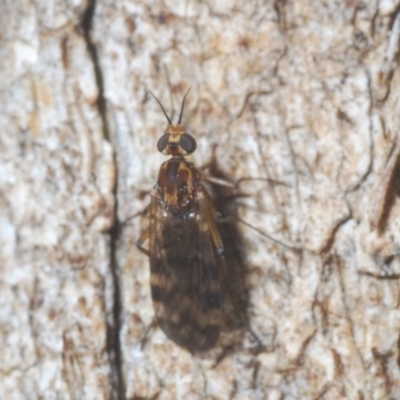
[149,185,222,351]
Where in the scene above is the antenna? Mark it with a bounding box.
[150,91,172,125]
[178,87,191,125]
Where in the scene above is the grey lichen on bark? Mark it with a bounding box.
[2,0,400,399]
[0,0,115,399]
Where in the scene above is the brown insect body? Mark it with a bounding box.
[138,91,224,351]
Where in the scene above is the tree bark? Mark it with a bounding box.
[1,1,400,399]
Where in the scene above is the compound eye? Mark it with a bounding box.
[179,133,197,154]
[157,134,170,153]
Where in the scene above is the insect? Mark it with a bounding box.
[136,89,226,352]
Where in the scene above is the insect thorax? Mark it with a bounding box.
[157,157,200,212]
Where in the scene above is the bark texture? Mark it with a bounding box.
[1,1,400,399]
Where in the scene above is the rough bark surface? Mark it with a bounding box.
[1,1,400,399]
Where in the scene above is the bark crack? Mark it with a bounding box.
[80,2,125,399]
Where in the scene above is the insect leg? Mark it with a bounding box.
[136,228,150,257]
[121,205,150,228]
[201,174,236,188]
